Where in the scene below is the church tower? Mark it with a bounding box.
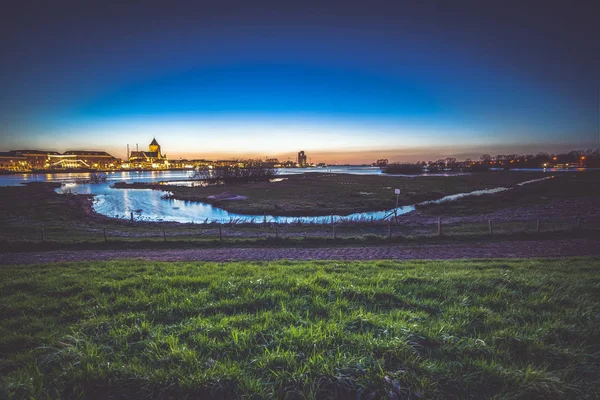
[149,138,161,155]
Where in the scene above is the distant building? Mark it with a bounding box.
[62,151,119,169]
[10,150,60,169]
[170,158,212,169]
[128,138,168,168]
[6,149,117,170]
[297,151,307,167]
[43,151,118,170]
[214,160,240,167]
[46,154,82,169]
[0,152,28,171]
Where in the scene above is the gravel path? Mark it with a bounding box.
[2,239,599,265]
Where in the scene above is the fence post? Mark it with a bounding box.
[437,218,442,236]
[388,221,391,238]
[333,224,336,239]
[41,228,45,242]
[219,226,223,242]
[275,224,279,239]
[577,216,581,229]
[536,219,540,232]
[263,213,267,226]
[163,228,166,242]
[488,219,493,236]
[103,228,108,243]
[130,212,134,222]
[331,214,334,225]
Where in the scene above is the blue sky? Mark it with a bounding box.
[1,1,598,162]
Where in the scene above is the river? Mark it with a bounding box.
[0,167,574,223]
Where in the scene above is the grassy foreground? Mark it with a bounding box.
[1,259,599,399]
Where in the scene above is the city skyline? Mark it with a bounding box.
[1,1,599,163]
[2,137,595,165]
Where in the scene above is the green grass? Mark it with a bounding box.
[116,171,550,216]
[1,258,599,399]
[3,180,597,249]
[3,229,599,254]
[418,171,600,216]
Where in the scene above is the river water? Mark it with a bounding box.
[0,168,415,223]
[0,167,570,223]
[54,181,414,223]
[0,166,469,187]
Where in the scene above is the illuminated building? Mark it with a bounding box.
[0,152,28,171]
[297,151,307,167]
[128,138,169,168]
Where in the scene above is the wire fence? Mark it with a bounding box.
[4,215,600,244]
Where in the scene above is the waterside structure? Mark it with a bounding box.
[0,141,319,172]
[125,138,169,169]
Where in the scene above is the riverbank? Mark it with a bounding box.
[112,171,549,216]
[0,168,195,175]
[0,166,346,176]
[413,170,600,216]
[2,174,599,249]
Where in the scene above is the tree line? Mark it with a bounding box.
[380,148,600,173]
[476,149,600,168]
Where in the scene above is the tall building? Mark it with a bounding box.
[297,151,307,167]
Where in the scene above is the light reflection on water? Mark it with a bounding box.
[4,167,569,224]
[1,166,596,187]
[0,170,197,187]
[0,167,470,187]
[56,173,557,223]
[57,183,414,223]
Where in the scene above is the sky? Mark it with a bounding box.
[0,0,599,163]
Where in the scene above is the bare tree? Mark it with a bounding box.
[190,160,277,183]
[88,173,107,184]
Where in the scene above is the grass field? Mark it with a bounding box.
[4,179,597,249]
[418,171,600,216]
[115,171,548,216]
[1,258,599,399]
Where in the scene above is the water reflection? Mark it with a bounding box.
[2,167,575,224]
[56,183,414,223]
[0,170,197,187]
[0,167,471,187]
[2,166,598,187]
[51,170,557,224]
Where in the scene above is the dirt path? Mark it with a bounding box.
[2,239,599,265]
